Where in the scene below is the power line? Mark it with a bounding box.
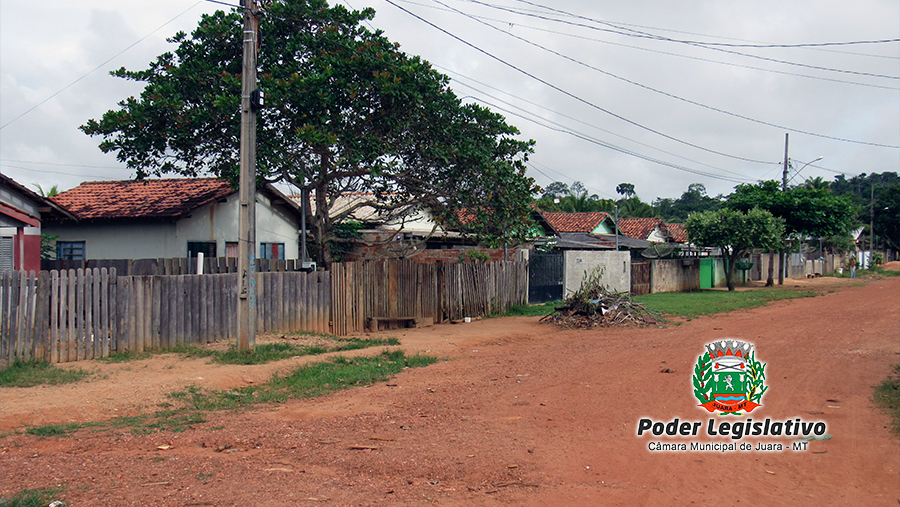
[445,68,756,178]
[475,96,748,184]
[0,2,206,131]
[1,159,125,170]
[449,0,900,80]
[435,2,900,149]
[511,0,900,50]
[401,0,896,89]
[385,0,779,164]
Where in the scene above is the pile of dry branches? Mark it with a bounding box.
[540,268,660,329]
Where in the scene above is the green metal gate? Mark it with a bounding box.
[700,258,713,289]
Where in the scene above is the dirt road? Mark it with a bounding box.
[1,277,898,506]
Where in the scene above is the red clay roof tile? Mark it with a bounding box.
[617,217,664,240]
[51,178,235,221]
[663,222,688,243]
[542,212,611,233]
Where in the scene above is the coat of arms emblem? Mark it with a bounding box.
[693,340,767,415]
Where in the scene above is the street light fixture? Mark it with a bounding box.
[789,156,824,185]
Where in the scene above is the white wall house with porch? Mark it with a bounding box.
[44,179,302,262]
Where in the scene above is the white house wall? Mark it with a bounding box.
[563,250,631,295]
[45,193,299,260]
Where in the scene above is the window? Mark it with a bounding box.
[187,241,216,258]
[225,241,238,259]
[0,236,13,271]
[57,241,85,261]
[260,242,285,260]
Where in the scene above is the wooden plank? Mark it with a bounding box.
[107,268,117,355]
[99,268,109,358]
[0,271,8,362]
[188,276,199,345]
[322,270,332,334]
[50,270,59,363]
[73,269,84,360]
[34,271,50,360]
[276,271,286,333]
[23,271,35,361]
[13,271,24,361]
[287,272,298,333]
[65,270,75,361]
[297,271,308,333]
[82,268,92,359]
[90,268,100,358]
[133,275,144,355]
[179,275,188,346]
[308,271,318,333]
[199,274,209,343]
[144,276,154,351]
[171,274,180,347]
[116,276,129,354]
[156,276,168,350]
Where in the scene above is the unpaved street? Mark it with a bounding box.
[1,277,898,506]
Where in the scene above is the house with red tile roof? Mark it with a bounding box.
[662,222,688,243]
[542,212,616,235]
[617,217,689,244]
[1,174,74,271]
[44,178,304,262]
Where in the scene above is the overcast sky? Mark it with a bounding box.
[1,0,898,204]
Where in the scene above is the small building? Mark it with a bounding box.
[1,174,73,272]
[44,178,304,262]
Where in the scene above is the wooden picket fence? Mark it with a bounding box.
[41,257,309,275]
[330,259,528,335]
[1,269,118,363]
[2,259,526,364]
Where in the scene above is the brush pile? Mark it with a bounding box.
[540,268,660,329]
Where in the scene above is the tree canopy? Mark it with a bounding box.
[726,180,855,239]
[685,208,784,291]
[81,0,537,265]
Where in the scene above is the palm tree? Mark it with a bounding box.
[32,184,59,197]
[803,176,830,192]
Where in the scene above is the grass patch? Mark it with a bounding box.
[0,359,91,388]
[874,364,900,437]
[831,266,900,278]
[170,336,400,366]
[95,351,153,363]
[0,487,63,507]
[19,350,435,438]
[172,350,437,411]
[634,288,818,319]
[496,300,561,317]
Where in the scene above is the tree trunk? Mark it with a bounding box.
[778,249,785,285]
[725,253,736,291]
[765,251,774,287]
[313,152,333,269]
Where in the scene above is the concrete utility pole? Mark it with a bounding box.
[870,184,875,268]
[779,133,789,285]
[237,0,260,351]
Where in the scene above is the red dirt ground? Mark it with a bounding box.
[1,276,898,506]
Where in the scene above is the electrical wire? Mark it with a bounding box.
[0,2,206,131]
[434,0,900,149]
[445,68,757,177]
[510,0,900,50]
[447,0,900,81]
[474,96,748,184]
[399,0,896,89]
[385,0,784,165]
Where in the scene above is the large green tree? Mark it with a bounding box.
[686,208,784,291]
[726,180,854,284]
[654,183,722,222]
[81,0,537,265]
